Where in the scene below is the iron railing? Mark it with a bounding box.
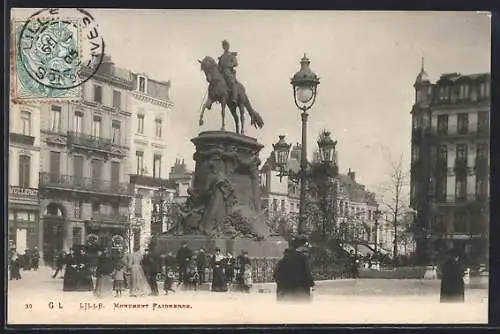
[67,131,118,152]
[39,172,132,195]
[9,185,38,201]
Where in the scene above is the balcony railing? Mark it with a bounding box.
[91,212,129,223]
[9,185,38,201]
[434,129,489,140]
[129,174,172,188]
[67,131,116,152]
[39,172,132,196]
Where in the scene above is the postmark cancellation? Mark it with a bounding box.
[11,8,104,104]
[12,18,82,103]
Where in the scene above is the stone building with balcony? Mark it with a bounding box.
[410,65,490,265]
[9,102,41,254]
[38,56,134,263]
[128,72,175,251]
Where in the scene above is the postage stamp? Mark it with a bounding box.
[6,8,490,327]
[11,8,105,103]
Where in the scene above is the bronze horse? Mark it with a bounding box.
[198,56,264,134]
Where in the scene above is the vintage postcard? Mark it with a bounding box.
[7,8,490,326]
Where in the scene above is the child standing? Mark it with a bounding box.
[112,262,126,297]
[242,264,252,293]
[164,268,176,295]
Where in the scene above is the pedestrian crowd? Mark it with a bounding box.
[8,244,40,281]
[10,237,469,304]
[46,241,255,298]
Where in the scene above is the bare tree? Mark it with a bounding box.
[377,152,410,263]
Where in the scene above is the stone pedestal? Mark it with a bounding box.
[163,131,287,257]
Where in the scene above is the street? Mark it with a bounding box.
[7,266,488,325]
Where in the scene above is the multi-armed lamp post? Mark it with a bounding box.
[272,55,338,236]
[273,131,337,235]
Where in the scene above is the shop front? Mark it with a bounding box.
[8,207,39,254]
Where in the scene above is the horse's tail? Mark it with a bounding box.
[243,96,264,129]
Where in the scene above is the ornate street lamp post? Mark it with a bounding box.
[152,185,169,236]
[290,54,320,235]
[374,208,381,254]
[273,131,338,237]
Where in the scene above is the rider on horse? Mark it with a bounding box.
[218,40,238,103]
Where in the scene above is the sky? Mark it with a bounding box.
[13,9,491,192]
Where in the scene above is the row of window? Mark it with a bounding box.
[413,142,489,165]
[91,84,122,109]
[90,75,155,106]
[136,113,163,138]
[438,82,490,102]
[136,151,163,178]
[49,105,163,141]
[48,151,122,182]
[8,211,37,222]
[23,150,165,183]
[412,173,488,203]
[436,112,489,135]
[73,200,123,219]
[434,209,486,235]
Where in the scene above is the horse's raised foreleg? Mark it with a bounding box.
[199,99,213,126]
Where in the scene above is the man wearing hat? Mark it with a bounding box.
[439,248,465,303]
[218,40,238,103]
[273,235,314,302]
[142,248,160,296]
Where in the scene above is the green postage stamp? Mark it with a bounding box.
[11,8,105,103]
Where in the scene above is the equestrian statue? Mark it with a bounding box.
[198,40,264,135]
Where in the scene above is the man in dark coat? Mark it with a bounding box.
[274,236,315,302]
[52,250,66,279]
[164,251,177,294]
[176,242,192,285]
[142,249,160,296]
[236,251,251,291]
[196,248,207,284]
[440,249,465,303]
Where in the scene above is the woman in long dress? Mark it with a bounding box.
[76,247,94,291]
[440,250,465,303]
[63,248,78,291]
[94,249,115,298]
[128,247,151,297]
[211,248,227,292]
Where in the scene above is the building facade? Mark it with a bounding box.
[168,158,194,204]
[336,170,385,252]
[260,144,302,229]
[128,72,175,251]
[9,102,41,254]
[410,66,490,265]
[260,142,384,252]
[38,56,133,264]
